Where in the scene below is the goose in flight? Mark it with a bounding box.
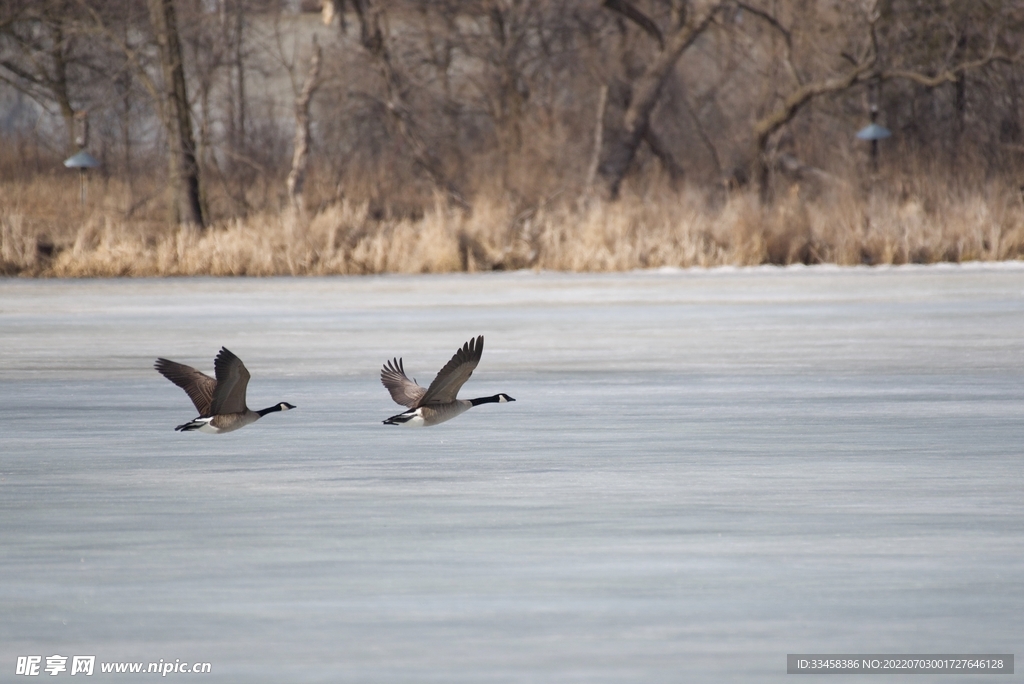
[154,347,295,433]
[381,335,514,426]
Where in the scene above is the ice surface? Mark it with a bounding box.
[1,266,1022,682]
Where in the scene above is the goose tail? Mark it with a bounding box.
[383,410,419,426]
[175,417,211,432]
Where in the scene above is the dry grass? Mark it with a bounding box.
[2,173,1024,277]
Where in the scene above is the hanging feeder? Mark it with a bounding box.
[63,151,101,206]
[856,123,892,141]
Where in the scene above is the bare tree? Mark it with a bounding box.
[287,36,322,213]
[0,0,85,152]
[327,0,466,207]
[3,0,1023,229]
[147,0,204,227]
[596,0,725,199]
[739,0,1018,201]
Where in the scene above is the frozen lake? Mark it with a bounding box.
[1,266,1022,682]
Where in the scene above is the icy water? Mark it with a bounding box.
[1,266,1022,682]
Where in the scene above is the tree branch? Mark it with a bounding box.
[752,58,875,151]
[734,2,791,49]
[733,2,799,84]
[880,52,1015,88]
[72,0,161,105]
[350,0,466,209]
[603,0,663,49]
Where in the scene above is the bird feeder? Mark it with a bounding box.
[855,123,892,141]
[63,150,101,206]
[856,123,891,172]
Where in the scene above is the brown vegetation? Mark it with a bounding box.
[1,0,1023,276]
[4,166,1023,277]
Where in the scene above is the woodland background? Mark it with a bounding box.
[2,0,1023,276]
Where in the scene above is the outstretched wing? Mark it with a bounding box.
[211,347,251,415]
[420,335,483,406]
[155,358,216,416]
[381,357,427,408]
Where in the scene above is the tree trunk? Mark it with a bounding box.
[952,32,967,166]
[585,84,609,193]
[287,39,322,213]
[487,5,527,192]
[953,67,966,169]
[148,0,205,228]
[43,2,77,154]
[644,127,685,185]
[597,3,720,199]
[233,3,246,155]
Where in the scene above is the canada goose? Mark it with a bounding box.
[154,347,295,433]
[381,335,514,427]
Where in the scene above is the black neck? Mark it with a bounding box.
[257,404,285,416]
[470,394,504,406]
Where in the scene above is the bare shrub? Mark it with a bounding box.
[1,168,1019,277]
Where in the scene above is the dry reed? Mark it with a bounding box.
[2,174,1024,277]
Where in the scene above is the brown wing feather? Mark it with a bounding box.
[381,357,427,408]
[211,347,251,415]
[155,358,216,416]
[420,335,483,406]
